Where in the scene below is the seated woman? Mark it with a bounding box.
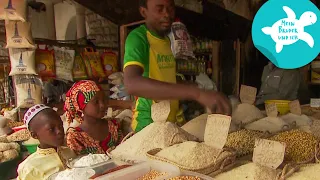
[65,80,123,155]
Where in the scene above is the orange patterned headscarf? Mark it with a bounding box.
[64,80,101,124]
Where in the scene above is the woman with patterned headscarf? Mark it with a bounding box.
[65,80,122,155]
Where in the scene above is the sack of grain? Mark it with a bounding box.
[54,47,75,82]
[148,141,236,175]
[5,21,35,48]
[110,122,198,163]
[269,129,318,163]
[9,48,37,76]
[13,75,42,108]
[72,53,88,80]
[215,162,280,180]
[245,117,289,134]
[232,103,265,125]
[225,129,266,157]
[168,22,195,60]
[0,0,27,21]
[182,114,239,141]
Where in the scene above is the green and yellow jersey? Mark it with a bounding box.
[124,24,179,132]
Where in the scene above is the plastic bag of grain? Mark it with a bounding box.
[5,21,35,48]
[232,103,265,125]
[73,53,88,80]
[245,117,289,134]
[0,0,27,21]
[110,122,198,163]
[168,21,195,60]
[35,47,55,80]
[54,47,75,82]
[9,48,37,76]
[13,75,42,108]
[81,48,105,79]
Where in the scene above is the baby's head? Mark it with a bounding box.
[24,104,65,149]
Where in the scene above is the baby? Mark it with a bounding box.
[17,104,75,180]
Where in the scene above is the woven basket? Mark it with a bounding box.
[146,148,236,175]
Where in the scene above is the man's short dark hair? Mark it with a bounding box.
[139,0,147,7]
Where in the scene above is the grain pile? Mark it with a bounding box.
[287,163,320,180]
[110,122,198,162]
[245,117,289,134]
[73,154,109,167]
[53,168,95,180]
[269,129,318,162]
[136,170,167,180]
[232,103,265,125]
[225,129,265,157]
[155,141,233,170]
[6,129,31,142]
[281,113,312,133]
[7,121,24,128]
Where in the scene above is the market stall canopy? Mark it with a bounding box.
[74,0,251,42]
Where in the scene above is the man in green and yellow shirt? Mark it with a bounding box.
[124,0,231,132]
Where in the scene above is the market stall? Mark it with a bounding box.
[0,0,320,180]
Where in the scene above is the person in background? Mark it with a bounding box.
[123,0,231,132]
[17,104,75,180]
[43,79,70,106]
[255,61,301,106]
[65,80,123,155]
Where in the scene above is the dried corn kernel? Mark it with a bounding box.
[269,129,318,163]
[225,129,264,157]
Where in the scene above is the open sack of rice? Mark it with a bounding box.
[5,21,35,48]
[245,117,290,134]
[0,0,27,21]
[232,103,265,126]
[215,162,282,180]
[182,114,239,141]
[147,141,236,176]
[109,101,198,163]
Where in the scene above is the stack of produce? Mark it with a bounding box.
[0,136,20,163]
[149,141,236,175]
[6,129,30,142]
[269,129,318,163]
[225,129,265,157]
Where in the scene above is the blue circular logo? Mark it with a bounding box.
[252,0,320,69]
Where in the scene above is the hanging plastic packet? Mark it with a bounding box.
[110,84,125,93]
[168,20,195,60]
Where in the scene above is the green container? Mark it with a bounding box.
[23,143,39,154]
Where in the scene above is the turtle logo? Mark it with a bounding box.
[252,0,320,69]
[262,6,317,53]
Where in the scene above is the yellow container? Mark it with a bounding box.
[265,100,291,115]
